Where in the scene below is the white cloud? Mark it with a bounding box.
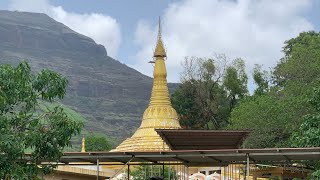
[131,0,314,82]
[9,0,121,57]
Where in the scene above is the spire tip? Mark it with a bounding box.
[158,16,162,40]
[154,17,166,57]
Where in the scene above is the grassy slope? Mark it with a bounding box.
[38,101,106,152]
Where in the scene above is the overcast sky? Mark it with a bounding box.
[0,0,319,82]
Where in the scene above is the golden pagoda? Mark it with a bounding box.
[112,18,181,152]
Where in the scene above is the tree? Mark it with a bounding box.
[252,64,269,96]
[223,58,248,111]
[85,133,112,151]
[171,80,200,128]
[291,86,320,148]
[172,55,248,129]
[273,31,320,87]
[291,86,320,178]
[228,31,320,148]
[228,94,290,148]
[0,61,83,179]
[173,56,229,129]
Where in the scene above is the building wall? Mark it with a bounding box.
[44,172,105,180]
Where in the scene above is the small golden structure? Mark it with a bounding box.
[81,136,86,152]
[112,18,181,152]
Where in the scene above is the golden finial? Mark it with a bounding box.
[158,16,162,40]
[154,16,166,57]
[81,136,85,152]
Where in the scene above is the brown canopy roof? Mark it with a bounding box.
[155,129,250,150]
[55,148,320,166]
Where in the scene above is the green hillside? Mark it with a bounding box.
[0,10,177,144]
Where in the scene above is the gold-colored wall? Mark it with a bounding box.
[44,172,104,180]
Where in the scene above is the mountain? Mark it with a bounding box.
[0,10,177,143]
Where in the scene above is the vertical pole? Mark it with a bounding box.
[232,164,234,180]
[238,164,240,180]
[180,164,182,180]
[96,159,99,180]
[178,164,180,180]
[223,166,225,180]
[226,166,227,180]
[180,165,183,180]
[175,164,177,180]
[179,164,180,180]
[179,164,181,180]
[127,165,130,180]
[180,165,184,180]
[182,165,184,180]
[231,164,233,180]
[186,166,189,180]
[226,166,228,180]
[168,165,171,180]
[228,164,230,180]
[225,165,227,180]
[183,165,185,180]
[162,163,165,179]
[246,154,250,180]
[145,165,147,179]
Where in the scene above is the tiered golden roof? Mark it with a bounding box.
[112,18,181,152]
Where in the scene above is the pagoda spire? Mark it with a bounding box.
[149,17,170,106]
[111,18,180,152]
[153,17,166,58]
[158,16,162,39]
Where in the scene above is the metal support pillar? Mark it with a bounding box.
[246,154,250,180]
[231,164,233,180]
[168,165,171,180]
[151,165,153,177]
[145,165,147,180]
[127,165,130,180]
[228,164,229,180]
[179,164,181,180]
[96,159,99,180]
[186,166,189,180]
[178,164,180,180]
[162,163,165,179]
[183,165,185,180]
[238,164,240,180]
[229,164,231,179]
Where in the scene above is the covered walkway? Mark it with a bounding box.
[39,147,320,180]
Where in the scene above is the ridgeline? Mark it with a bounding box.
[0,10,177,143]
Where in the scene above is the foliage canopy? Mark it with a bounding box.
[172,55,248,129]
[0,61,83,179]
[85,133,112,151]
[228,31,320,148]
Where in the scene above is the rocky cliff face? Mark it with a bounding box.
[0,10,177,142]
